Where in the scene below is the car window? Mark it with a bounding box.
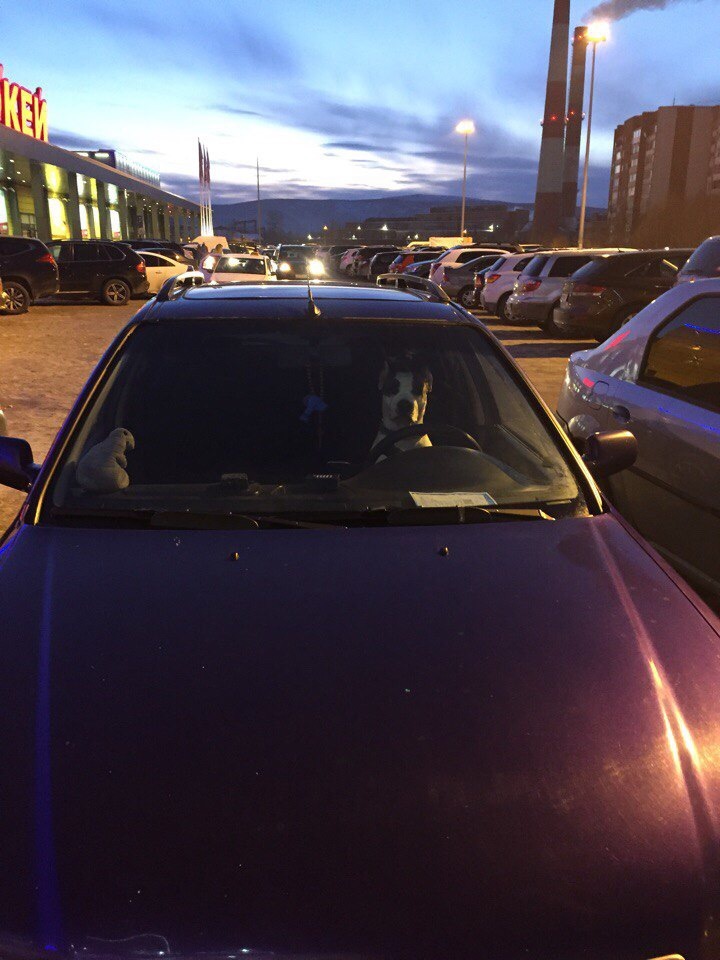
[523,255,550,277]
[680,238,720,277]
[141,254,162,268]
[639,296,720,411]
[50,242,72,262]
[72,242,104,262]
[0,237,32,256]
[458,250,482,263]
[514,257,533,272]
[104,244,126,261]
[548,255,593,278]
[631,258,678,280]
[46,318,588,523]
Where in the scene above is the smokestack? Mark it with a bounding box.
[533,0,571,242]
[561,27,589,224]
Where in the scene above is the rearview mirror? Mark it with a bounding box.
[0,436,40,491]
[582,430,637,478]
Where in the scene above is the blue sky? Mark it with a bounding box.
[4,0,719,207]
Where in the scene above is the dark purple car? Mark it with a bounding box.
[1,281,720,960]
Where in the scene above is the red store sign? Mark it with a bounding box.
[0,64,48,142]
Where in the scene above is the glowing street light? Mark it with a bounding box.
[455,119,475,238]
[578,21,610,249]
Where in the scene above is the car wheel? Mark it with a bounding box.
[496,293,511,322]
[101,279,131,306]
[2,280,30,315]
[458,286,475,308]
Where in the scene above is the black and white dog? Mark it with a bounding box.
[373,355,433,458]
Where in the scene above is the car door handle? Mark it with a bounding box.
[612,404,631,424]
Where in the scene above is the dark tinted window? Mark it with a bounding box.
[458,250,485,263]
[548,255,593,278]
[680,238,720,277]
[514,257,533,272]
[0,237,32,256]
[72,242,104,262]
[50,242,72,262]
[462,255,505,272]
[103,244,126,261]
[640,296,720,410]
[141,254,162,267]
[631,258,678,280]
[523,255,550,277]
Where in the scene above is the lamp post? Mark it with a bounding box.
[455,119,475,238]
[578,21,609,250]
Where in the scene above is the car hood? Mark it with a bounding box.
[2,515,720,960]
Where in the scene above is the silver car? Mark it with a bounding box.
[507,249,632,331]
[480,252,540,321]
[438,254,507,308]
[557,279,720,602]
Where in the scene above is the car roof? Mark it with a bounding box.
[143,280,473,323]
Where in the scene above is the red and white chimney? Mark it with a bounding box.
[533,0,571,242]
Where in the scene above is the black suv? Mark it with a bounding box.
[553,248,693,340]
[48,240,149,305]
[0,236,59,314]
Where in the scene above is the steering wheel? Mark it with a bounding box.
[368,422,481,464]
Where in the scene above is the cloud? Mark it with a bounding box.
[212,105,265,118]
[323,140,396,152]
[50,128,105,150]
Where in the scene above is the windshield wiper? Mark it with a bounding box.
[49,506,347,530]
[378,505,554,525]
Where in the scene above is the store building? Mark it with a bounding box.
[0,64,199,242]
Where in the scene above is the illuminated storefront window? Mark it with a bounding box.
[92,205,100,238]
[79,203,89,239]
[106,183,118,204]
[109,208,122,239]
[48,196,69,239]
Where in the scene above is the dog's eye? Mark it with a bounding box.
[383,376,400,396]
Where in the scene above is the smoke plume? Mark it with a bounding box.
[584,0,695,21]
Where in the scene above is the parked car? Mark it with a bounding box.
[276,245,324,279]
[0,235,59,314]
[471,259,504,308]
[553,248,693,340]
[428,247,507,286]
[677,235,720,283]
[367,249,403,279]
[506,249,633,331]
[389,248,445,274]
[557,278,720,602]
[402,258,435,279]
[438,254,506,308]
[353,245,399,279]
[1,280,719,960]
[211,254,275,282]
[139,250,193,295]
[339,247,361,273]
[48,240,148,305]
[480,253,540,320]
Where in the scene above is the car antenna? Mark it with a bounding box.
[307,279,321,318]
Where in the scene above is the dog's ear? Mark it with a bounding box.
[378,360,390,391]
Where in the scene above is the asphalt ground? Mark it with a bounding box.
[0,299,592,530]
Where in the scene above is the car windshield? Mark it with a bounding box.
[45,317,587,525]
[215,257,266,274]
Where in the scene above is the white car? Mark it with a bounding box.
[557,278,720,600]
[211,254,275,282]
[429,247,508,287]
[139,250,193,296]
[339,248,361,274]
[480,253,540,321]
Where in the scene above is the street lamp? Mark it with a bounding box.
[455,119,475,238]
[578,21,609,250]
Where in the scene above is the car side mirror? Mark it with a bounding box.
[582,430,637,478]
[0,436,41,491]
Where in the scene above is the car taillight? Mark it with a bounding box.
[136,261,146,273]
[572,283,607,295]
[522,279,541,293]
[37,252,56,266]
[485,273,501,284]
[473,274,483,288]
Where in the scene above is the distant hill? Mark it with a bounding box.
[213,193,532,238]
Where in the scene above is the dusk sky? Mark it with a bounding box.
[5,0,719,207]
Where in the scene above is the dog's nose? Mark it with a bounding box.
[396,399,414,417]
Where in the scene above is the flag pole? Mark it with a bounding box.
[256,157,262,245]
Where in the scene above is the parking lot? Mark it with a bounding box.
[0,299,592,530]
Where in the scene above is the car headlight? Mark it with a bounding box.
[278,261,292,273]
[307,258,325,277]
